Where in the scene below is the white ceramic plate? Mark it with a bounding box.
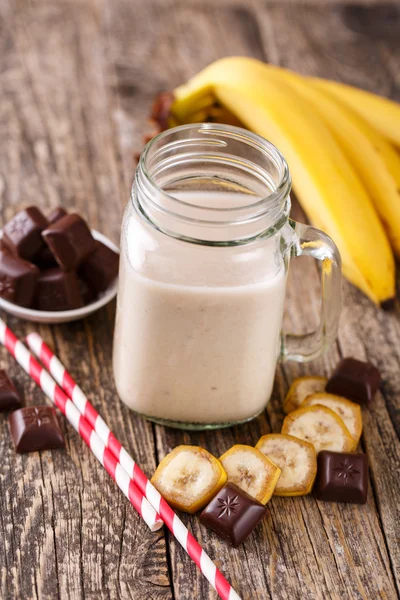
[0,229,119,324]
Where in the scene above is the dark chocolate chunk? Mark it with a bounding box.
[151,91,175,132]
[42,214,96,270]
[34,268,84,311]
[326,358,381,406]
[47,206,68,225]
[381,298,396,311]
[199,483,267,547]
[79,241,119,293]
[0,370,22,412]
[9,406,65,453]
[33,245,58,270]
[314,451,368,504]
[0,238,17,256]
[0,250,39,307]
[78,277,97,305]
[3,206,48,260]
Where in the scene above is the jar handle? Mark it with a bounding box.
[281,220,342,362]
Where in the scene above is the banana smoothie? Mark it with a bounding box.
[113,192,287,426]
[113,124,341,428]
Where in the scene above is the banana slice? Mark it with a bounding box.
[256,434,317,496]
[301,393,362,446]
[281,405,355,454]
[151,446,227,513]
[283,376,327,414]
[219,444,281,504]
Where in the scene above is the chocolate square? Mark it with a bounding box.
[33,245,58,270]
[327,358,381,405]
[34,268,84,311]
[42,214,96,270]
[79,241,119,293]
[78,277,97,305]
[199,483,267,547]
[47,206,68,225]
[0,238,17,256]
[0,370,22,412]
[314,451,368,504]
[9,406,65,453]
[3,206,48,260]
[0,250,40,307]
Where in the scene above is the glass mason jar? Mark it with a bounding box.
[113,124,341,430]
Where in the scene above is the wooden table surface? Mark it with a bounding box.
[1,1,400,598]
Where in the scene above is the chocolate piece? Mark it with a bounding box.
[3,207,48,260]
[78,277,97,305]
[199,483,267,547]
[0,238,16,256]
[0,251,39,307]
[9,406,65,453]
[34,268,84,311]
[47,206,68,225]
[33,245,58,270]
[381,298,396,311]
[42,214,96,270]
[327,358,381,406]
[151,91,175,131]
[314,451,368,504]
[0,370,22,412]
[79,241,119,293]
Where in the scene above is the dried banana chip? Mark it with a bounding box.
[281,405,355,454]
[219,444,281,504]
[151,445,227,513]
[256,433,317,496]
[301,393,362,447]
[283,376,327,414]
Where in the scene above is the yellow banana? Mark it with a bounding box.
[260,67,400,258]
[336,109,400,193]
[311,78,400,147]
[172,57,395,304]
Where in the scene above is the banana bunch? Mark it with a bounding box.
[163,57,400,306]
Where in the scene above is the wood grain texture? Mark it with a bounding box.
[1,0,399,599]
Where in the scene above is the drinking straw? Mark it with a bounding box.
[26,331,241,600]
[0,318,162,532]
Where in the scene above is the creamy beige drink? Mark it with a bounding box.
[113,192,287,425]
[113,124,341,428]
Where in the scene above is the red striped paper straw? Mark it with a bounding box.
[26,332,241,600]
[27,332,146,481]
[0,319,162,533]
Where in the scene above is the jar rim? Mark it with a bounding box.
[139,123,291,214]
[134,123,292,245]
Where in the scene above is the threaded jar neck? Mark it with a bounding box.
[134,123,291,245]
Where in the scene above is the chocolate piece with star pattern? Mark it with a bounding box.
[3,206,48,261]
[314,451,368,504]
[199,482,267,547]
[9,406,65,453]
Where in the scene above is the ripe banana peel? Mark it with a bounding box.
[311,78,400,148]
[171,57,396,305]
[259,67,400,258]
